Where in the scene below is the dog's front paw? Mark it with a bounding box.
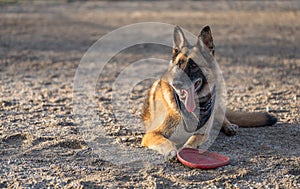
[165,149,177,162]
[222,124,239,136]
[183,144,197,149]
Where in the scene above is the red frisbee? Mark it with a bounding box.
[177,148,230,169]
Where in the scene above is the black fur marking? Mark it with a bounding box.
[264,113,278,126]
[172,48,180,62]
[186,58,207,87]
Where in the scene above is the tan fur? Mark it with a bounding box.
[142,80,181,156]
[141,26,277,158]
[226,110,276,127]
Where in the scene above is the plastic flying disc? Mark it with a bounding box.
[177,148,230,169]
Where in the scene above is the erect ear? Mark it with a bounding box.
[198,25,215,56]
[173,26,189,50]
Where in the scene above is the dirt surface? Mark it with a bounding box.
[0,1,299,188]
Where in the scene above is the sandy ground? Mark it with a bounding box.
[0,1,299,188]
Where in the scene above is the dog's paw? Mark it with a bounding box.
[165,149,177,162]
[183,144,197,149]
[222,124,239,136]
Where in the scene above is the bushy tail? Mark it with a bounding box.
[226,110,277,127]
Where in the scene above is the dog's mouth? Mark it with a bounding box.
[194,78,202,92]
[178,78,202,112]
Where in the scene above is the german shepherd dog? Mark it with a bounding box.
[141,26,277,159]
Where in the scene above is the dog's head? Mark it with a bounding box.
[165,26,216,113]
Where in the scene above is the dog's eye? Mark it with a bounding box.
[189,62,199,72]
[172,48,180,62]
[176,59,186,67]
[191,63,197,69]
[178,59,184,65]
[173,48,179,55]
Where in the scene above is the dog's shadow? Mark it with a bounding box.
[210,123,299,159]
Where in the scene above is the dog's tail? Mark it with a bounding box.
[226,110,277,127]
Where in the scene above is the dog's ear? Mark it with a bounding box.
[198,26,215,56]
[173,26,189,51]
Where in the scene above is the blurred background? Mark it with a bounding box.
[0,1,299,188]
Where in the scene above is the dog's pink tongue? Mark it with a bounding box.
[184,86,196,112]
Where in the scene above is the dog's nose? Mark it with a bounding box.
[172,81,183,89]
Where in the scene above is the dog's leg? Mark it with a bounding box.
[221,117,239,136]
[184,133,208,149]
[141,132,177,159]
